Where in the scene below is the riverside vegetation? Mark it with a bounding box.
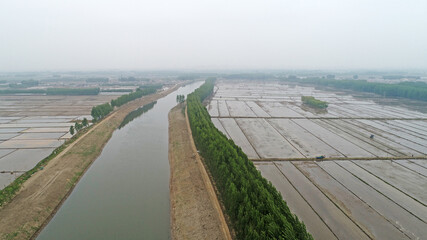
[187,78,312,239]
[91,85,162,121]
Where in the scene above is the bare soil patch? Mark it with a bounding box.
[169,104,231,240]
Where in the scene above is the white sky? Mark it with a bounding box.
[1,0,426,71]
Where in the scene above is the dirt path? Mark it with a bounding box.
[0,85,181,240]
[169,104,232,240]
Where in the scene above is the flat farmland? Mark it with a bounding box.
[208,81,427,240]
[255,160,427,240]
[208,81,427,159]
[0,94,118,189]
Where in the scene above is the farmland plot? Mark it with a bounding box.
[294,161,409,240]
[268,119,343,158]
[226,101,257,117]
[275,162,371,240]
[354,160,427,204]
[218,118,259,159]
[255,163,337,240]
[236,118,304,158]
[318,161,426,239]
[210,80,427,239]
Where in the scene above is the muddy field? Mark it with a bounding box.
[208,81,427,240]
[208,81,427,160]
[256,160,427,240]
[0,95,118,189]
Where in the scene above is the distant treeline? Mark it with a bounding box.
[187,78,312,239]
[223,73,275,80]
[119,101,157,129]
[301,96,328,109]
[9,80,39,88]
[86,77,109,83]
[110,85,160,107]
[100,89,133,92]
[140,84,163,90]
[383,75,420,80]
[282,78,427,102]
[119,77,149,82]
[46,88,100,95]
[0,89,46,94]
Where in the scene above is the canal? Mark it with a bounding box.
[37,81,203,240]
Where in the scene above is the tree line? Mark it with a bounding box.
[46,88,100,95]
[187,78,312,239]
[282,77,427,101]
[91,85,162,121]
[301,96,328,109]
[110,85,161,107]
[91,103,113,122]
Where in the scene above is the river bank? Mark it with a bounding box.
[169,104,231,240]
[0,84,182,240]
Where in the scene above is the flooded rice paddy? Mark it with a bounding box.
[256,160,427,240]
[208,81,427,159]
[210,81,427,240]
[37,82,202,240]
[0,95,121,189]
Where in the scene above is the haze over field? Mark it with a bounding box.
[1,0,426,71]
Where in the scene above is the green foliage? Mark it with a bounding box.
[110,86,159,107]
[74,122,83,131]
[301,96,328,109]
[176,94,185,103]
[0,89,46,95]
[100,89,133,92]
[140,84,163,90]
[119,101,157,129]
[91,103,113,122]
[46,88,100,95]
[187,78,312,240]
[82,118,89,127]
[69,126,75,135]
[283,78,427,102]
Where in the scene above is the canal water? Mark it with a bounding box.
[37,81,203,240]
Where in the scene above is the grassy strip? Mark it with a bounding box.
[0,125,93,208]
[187,78,312,239]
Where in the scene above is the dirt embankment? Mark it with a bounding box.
[169,104,232,240]
[0,85,181,240]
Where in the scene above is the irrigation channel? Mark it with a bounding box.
[37,81,203,240]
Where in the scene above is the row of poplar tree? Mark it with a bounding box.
[187,78,312,239]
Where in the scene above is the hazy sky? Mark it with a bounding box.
[1,0,426,71]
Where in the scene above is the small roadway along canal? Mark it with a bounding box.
[37,81,203,240]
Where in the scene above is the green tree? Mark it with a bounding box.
[69,126,75,135]
[82,118,88,127]
[75,122,82,131]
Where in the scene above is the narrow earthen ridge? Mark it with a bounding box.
[169,104,232,240]
[189,105,231,239]
[0,84,182,240]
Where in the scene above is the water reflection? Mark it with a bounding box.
[119,101,157,129]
